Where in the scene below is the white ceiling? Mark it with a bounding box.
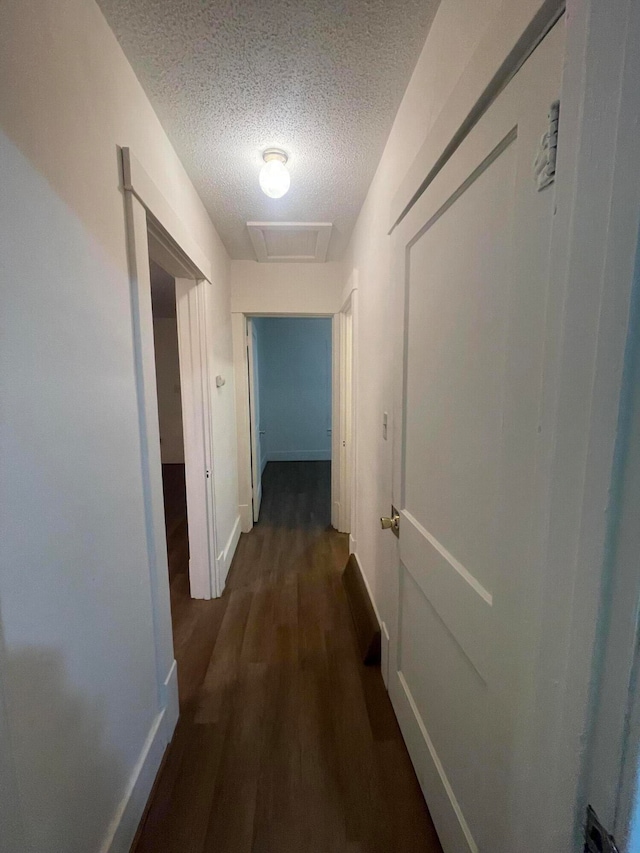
[97,0,440,260]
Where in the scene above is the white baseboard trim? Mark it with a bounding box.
[351,550,382,628]
[161,659,179,739]
[348,533,356,554]
[100,666,179,853]
[391,670,475,853]
[381,621,390,689]
[267,450,331,462]
[217,515,241,593]
[238,503,252,533]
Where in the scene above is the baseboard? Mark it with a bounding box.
[342,553,381,665]
[217,515,241,592]
[349,533,356,555]
[238,503,252,533]
[351,550,382,628]
[380,621,390,689]
[267,450,331,462]
[161,660,179,740]
[391,670,475,853]
[100,665,179,853]
[332,500,340,530]
[254,483,262,522]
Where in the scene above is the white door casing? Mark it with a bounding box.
[233,310,347,535]
[336,293,356,535]
[123,149,220,607]
[389,22,564,853]
[247,317,263,523]
[175,278,218,598]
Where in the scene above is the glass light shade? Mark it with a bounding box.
[259,158,290,198]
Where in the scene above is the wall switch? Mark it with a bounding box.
[383,411,388,440]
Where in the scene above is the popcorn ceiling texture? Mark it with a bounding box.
[96,0,440,260]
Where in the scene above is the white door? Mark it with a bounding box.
[247,317,262,522]
[389,22,564,853]
[176,278,217,598]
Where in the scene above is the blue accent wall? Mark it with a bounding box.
[253,317,332,462]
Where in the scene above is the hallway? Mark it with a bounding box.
[133,461,442,852]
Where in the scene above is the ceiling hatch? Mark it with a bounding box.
[247,222,332,263]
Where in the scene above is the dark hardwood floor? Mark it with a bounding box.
[133,461,442,852]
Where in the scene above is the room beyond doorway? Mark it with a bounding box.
[247,316,333,525]
[149,260,190,599]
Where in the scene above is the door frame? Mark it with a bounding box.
[122,146,220,619]
[246,317,263,522]
[233,311,347,534]
[332,289,357,538]
[387,0,640,848]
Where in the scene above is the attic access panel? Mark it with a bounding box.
[247,222,332,263]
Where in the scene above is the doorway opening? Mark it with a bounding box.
[246,316,333,526]
[149,260,189,607]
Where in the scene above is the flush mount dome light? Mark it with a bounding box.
[259,149,290,199]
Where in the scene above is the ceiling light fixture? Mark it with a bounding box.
[259,149,290,199]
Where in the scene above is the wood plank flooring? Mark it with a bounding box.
[133,461,442,853]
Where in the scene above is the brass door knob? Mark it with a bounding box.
[380,512,400,537]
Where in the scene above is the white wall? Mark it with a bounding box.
[231,260,344,315]
[153,318,185,465]
[0,1,238,850]
[342,0,502,621]
[254,318,332,462]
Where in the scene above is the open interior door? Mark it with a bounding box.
[247,317,262,523]
[389,21,564,853]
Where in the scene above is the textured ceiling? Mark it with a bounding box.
[98,0,440,260]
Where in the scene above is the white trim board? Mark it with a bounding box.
[529,1,640,846]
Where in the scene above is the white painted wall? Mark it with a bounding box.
[0,1,238,850]
[254,318,332,462]
[231,260,344,315]
[153,318,185,465]
[342,0,502,630]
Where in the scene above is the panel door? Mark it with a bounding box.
[390,21,564,853]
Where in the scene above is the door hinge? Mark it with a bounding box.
[584,806,619,853]
[534,99,560,191]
